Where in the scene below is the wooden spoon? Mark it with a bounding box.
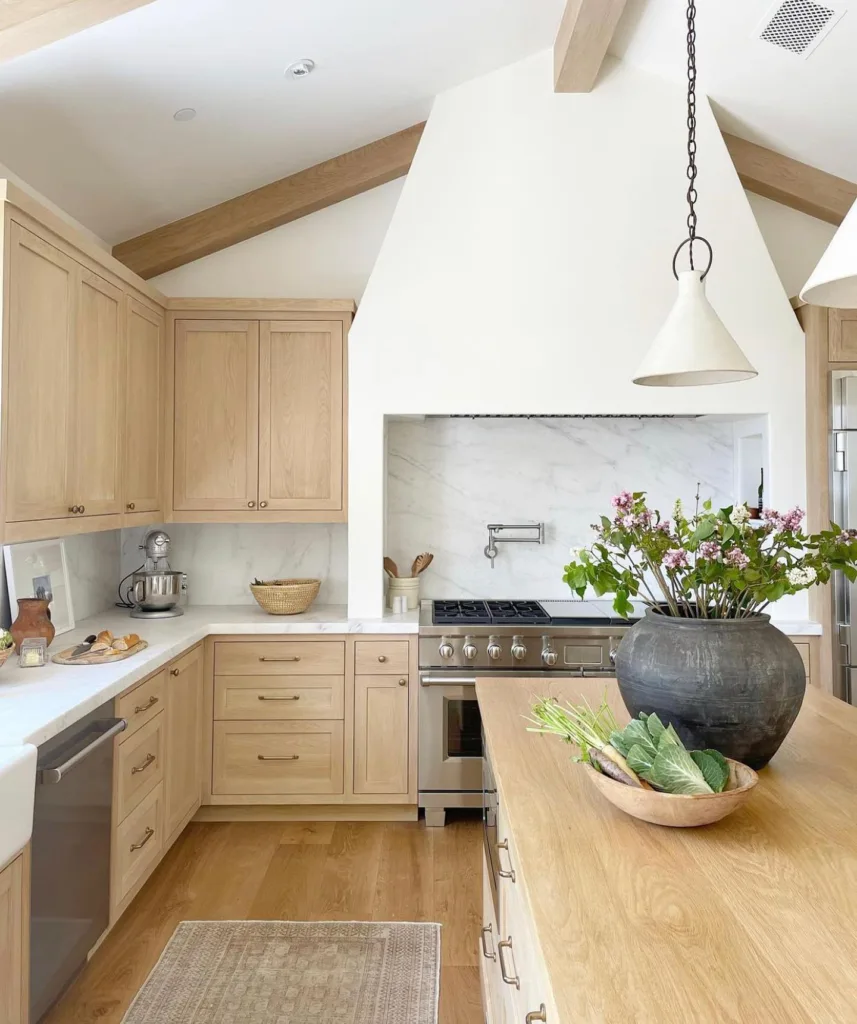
[411,552,434,575]
[383,556,400,578]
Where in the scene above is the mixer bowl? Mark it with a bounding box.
[131,570,183,611]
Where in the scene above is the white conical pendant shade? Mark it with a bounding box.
[800,199,857,307]
[633,270,758,387]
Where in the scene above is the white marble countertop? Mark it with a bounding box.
[0,604,418,747]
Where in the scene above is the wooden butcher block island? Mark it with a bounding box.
[476,676,857,1024]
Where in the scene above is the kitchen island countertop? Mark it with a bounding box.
[477,675,857,1023]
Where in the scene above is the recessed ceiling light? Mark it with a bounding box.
[173,107,196,122]
[285,59,315,79]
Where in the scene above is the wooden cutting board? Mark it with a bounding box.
[52,640,148,666]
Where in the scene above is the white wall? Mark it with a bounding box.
[387,416,735,600]
[151,179,404,298]
[348,51,808,618]
[745,192,837,300]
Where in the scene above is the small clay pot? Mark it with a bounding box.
[10,597,55,650]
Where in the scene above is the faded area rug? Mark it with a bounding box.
[121,920,440,1023]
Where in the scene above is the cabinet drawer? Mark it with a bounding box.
[214,675,344,721]
[116,712,165,821]
[214,641,345,676]
[355,641,410,675]
[116,669,167,740]
[212,721,344,795]
[114,781,164,905]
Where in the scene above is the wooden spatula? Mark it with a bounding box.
[411,552,434,576]
[383,557,400,578]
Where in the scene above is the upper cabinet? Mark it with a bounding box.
[168,305,350,523]
[124,297,164,519]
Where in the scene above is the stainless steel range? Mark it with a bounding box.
[418,598,639,826]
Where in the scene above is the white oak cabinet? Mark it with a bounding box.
[123,296,164,520]
[0,852,27,1024]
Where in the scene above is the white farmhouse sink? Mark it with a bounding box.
[0,744,37,869]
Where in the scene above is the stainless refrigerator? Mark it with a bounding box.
[831,372,857,705]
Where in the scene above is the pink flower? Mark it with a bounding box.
[762,508,785,530]
[838,530,857,542]
[782,507,804,532]
[655,520,672,534]
[611,491,634,512]
[620,514,636,528]
[698,541,721,560]
[725,548,750,569]
[663,548,689,570]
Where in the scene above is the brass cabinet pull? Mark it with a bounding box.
[130,826,155,852]
[79,505,86,514]
[248,500,256,508]
[526,1006,547,1023]
[259,501,268,508]
[134,695,159,714]
[67,505,78,514]
[480,924,496,961]
[127,502,136,511]
[170,668,181,676]
[257,754,300,761]
[131,753,156,774]
[398,678,407,687]
[257,695,300,701]
[497,839,516,882]
[378,654,388,663]
[497,938,519,989]
[259,656,301,662]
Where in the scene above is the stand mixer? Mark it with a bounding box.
[126,530,185,619]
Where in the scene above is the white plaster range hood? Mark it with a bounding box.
[347,50,807,618]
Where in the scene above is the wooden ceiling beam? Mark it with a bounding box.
[113,122,426,280]
[724,132,857,226]
[554,0,628,93]
[0,0,156,63]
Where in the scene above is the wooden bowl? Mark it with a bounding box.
[584,758,758,827]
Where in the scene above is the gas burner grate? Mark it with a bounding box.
[485,600,550,625]
[432,599,551,626]
[432,600,491,625]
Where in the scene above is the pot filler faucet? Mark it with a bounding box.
[484,523,545,568]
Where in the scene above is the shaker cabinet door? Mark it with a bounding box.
[5,223,76,523]
[258,320,344,511]
[173,320,259,511]
[124,297,163,515]
[0,854,26,1024]
[70,268,124,517]
[353,674,409,795]
[165,645,204,837]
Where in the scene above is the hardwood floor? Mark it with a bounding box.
[44,814,483,1024]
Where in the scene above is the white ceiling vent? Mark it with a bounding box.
[754,0,847,57]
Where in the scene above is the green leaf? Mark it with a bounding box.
[690,520,716,544]
[690,750,728,793]
[648,744,714,795]
[626,742,656,778]
[697,749,730,792]
[658,723,683,749]
[722,525,735,543]
[616,719,658,759]
[644,712,666,745]
[609,730,631,758]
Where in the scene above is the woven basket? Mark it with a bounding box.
[0,645,13,668]
[250,578,321,615]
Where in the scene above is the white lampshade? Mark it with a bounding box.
[633,270,758,387]
[800,199,857,307]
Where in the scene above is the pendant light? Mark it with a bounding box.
[633,0,757,387]
[800,200,857,307]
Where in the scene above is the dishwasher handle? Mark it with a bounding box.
[39,718,126,784]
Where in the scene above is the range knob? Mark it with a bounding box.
[438,636,455,660]
[462,636,478,661]
[609,640,620,666]
[510,635,527,661]
[541,636,558,667]
[487,636,502,661]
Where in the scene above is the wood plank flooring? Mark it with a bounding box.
[44,814,483,1024]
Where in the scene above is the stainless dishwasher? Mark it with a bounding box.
[30,702,125,1023]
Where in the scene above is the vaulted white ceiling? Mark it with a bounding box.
[0,0,564,242]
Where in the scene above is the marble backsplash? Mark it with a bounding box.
[1,530,121,628]
[386,416,735,600]
[120,523,348,606]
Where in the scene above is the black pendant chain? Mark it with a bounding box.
[672,0,712,280]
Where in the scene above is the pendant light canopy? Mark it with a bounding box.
[800,199,857,307]
[633,0,757,388]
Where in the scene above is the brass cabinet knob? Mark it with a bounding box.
[398,678,407,687]
[79,505,85,514]
[248,500,256,508]
[170,668,180,677]
[127,502,136,511]
[68,506,78,514]
[259,501,268,508]
[378,654,387,663]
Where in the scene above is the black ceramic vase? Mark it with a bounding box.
[614,610,806,769]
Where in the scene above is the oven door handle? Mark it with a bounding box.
[419,675,477,686]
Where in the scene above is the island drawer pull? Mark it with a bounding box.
[526,1006,547,1023]
[134,695,159,714]
[258,695,300,701]
[259,656,301,662]
[257,754,300,761]
[130,827,155,852]
[497,938,519,989]
[497,839,516,882]
[131,752,156,774]
[480,924,496,961]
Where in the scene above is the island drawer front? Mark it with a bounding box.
[355,641,409,675]
[116,669,167,740]
[116,712,165,821]
[214,675,345,721]
[212,721,344,795]
[214,641,345,676]
[114,782,164,905]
